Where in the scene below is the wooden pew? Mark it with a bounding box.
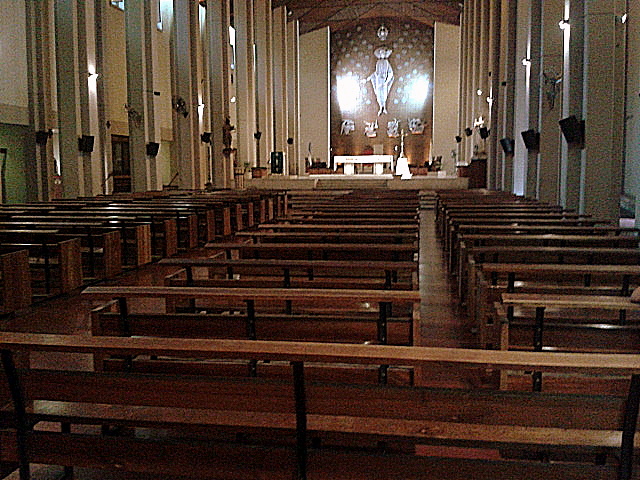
[473,264,640,351]
[0,236,82,298]
[235,231,417,245]
[1,333,640,479]
[0,221,122,280]
[159,257,417,290]
[204,242,418,262]
[499,293,640,392]
[458,244,640,301]
[0,249,31,314]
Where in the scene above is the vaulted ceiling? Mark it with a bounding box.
[272,0,462,35]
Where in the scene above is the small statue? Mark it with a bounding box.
[340,119,355,135]
[543,71,562,110]
[222,116,234,151]
[364,120,378,138]
[387,118,400,138]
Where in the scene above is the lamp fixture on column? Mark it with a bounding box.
[559,19,570,30]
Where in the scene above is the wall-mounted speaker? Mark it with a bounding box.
[559,115,585,146]
[35,130,51,146]
[146,142,160,156]
[464,127,473,137]
[500,137,515,155]
[521,129,540,151]
[479,127,490,139]
[78,135,95,153]
[455,135,462,143]
[200,132,212,143]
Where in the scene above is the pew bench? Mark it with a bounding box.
[0,237,82,298]
[0,249,31,314]
[498,293,640,392]
[473,264,640,351]
[159,257,418,291]
[1,334,640,479]
[204,242,418,262]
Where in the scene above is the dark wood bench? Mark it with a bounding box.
[159,257,418,291]
[204,242,418,262]
[473,264,640,352]
[0,249,31,314]
[0,236,82,298]
[1,333,640,479]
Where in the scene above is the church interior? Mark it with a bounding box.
[0,0,639,478]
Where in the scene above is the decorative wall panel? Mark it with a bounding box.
[331,18,434,166]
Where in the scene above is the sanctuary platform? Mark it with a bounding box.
[245,173,468,190]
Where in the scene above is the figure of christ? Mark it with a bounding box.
[367,47,394,116]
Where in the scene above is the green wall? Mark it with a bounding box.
[0,123,33,203]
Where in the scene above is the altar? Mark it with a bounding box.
[333,155,394,175]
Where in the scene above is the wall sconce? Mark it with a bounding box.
[476,89,483,96]
[617,13,628,24]
[521,58,531,67]
[558,19,570,30]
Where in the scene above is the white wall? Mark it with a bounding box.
[433,22,460,175]
[299,27,330,168]
[0,0,28,125]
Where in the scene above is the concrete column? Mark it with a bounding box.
[537,0,566,204]
[206,0,232,188]
[463,1,475,164]
[487,0,501,189]
[562,0,585,211]
[254,0,274,169]
[581,0,625,222]
[171,0,200,189]
[286,19,300,175]
[235,0,258,171]
[457,7,468,166]
[54,1,82,198]
[272,7,288,167]
[300,27,330,172]
[525,0,542,198]
[94,0,111,195]
[499,0,518,192]
[26,0,55,201]
[126,0,150,192]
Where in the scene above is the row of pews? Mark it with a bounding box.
[0,188,639,479]
[436,189,640,392]
[0,190,285,314]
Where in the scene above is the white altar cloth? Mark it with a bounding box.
[333,155,394,175]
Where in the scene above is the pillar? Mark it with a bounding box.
[171,0,200,189]
[524,0,542,198]
[235,0,257,171]
[537,0,566,204]
[561,0,585,211]
[254,0,274,169]
[286,18,300,175]
[272,6,288,170]
[581,0,625,222]
[207,0,232,188]
[26,0,54,201]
